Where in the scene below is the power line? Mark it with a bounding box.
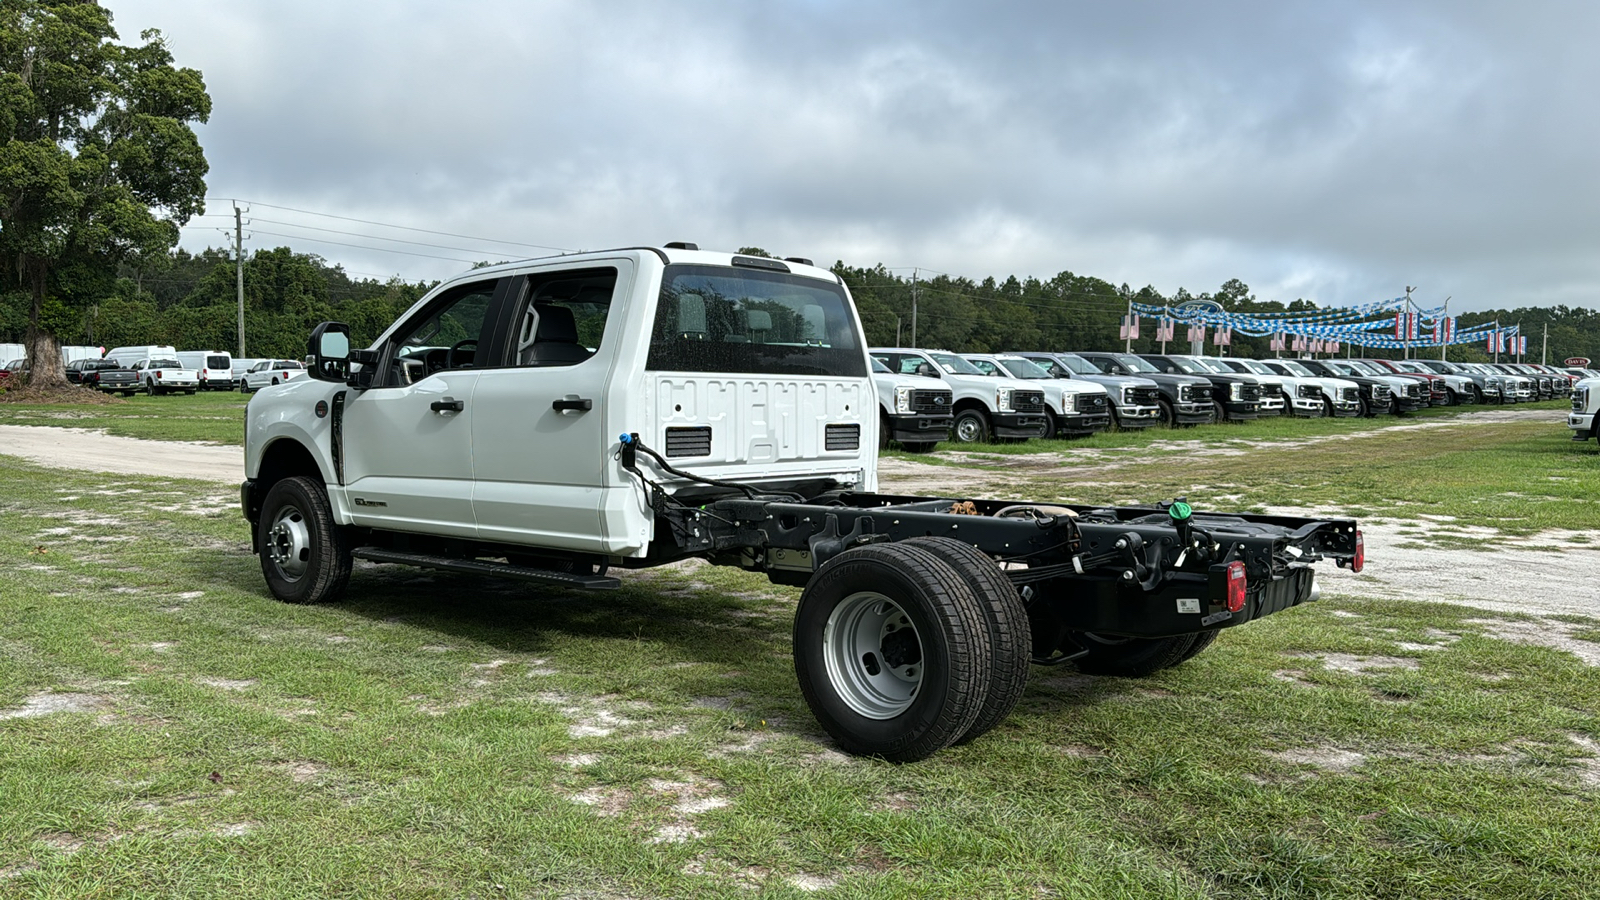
[249,230,488,265]
[248,217,550,259]
[205,197,575,253]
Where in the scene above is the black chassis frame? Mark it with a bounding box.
[653,490,1359,644]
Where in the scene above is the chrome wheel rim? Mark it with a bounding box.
[266,503,312,581]
[823,592,924,719]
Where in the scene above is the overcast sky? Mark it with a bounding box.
[112,0,1600,312]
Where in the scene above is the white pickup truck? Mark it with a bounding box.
[1571,376,1600,443]
[241,245,1363,761]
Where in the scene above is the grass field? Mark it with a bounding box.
[2,420,1599,897]
[0,390,248,446]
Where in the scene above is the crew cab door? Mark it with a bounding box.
[469,261,634,553]
[339,277,506,538]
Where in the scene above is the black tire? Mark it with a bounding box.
[900,441,938,453]
[1040,413,1059,440]
[1073,632,1197,678]
[271,377,280,386]
[1358,396,1372,417]
[1212,400,1227,424]
[258,475,352,604]
[1156,398,1178,428]
[903,537,1029,745]
[1176,630,1220,664]
[145,380,157,396]
[952,409,991,444]
[1322,397,1335,418]
[793,543,992,762]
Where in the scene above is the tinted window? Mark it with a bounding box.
[648,264,865,377]
[207,355,229,369]
[150,358,180,368]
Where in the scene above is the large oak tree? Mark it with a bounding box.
[0,0,208,386]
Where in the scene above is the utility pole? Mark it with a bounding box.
[234,202,247,358]
[1542,323,1549,365]
[909,268,918,347]
[1124,296,1133,353]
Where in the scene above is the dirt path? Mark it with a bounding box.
[0,425,240,483]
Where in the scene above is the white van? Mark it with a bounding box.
[177,350,235,390]
[105,345,177,368]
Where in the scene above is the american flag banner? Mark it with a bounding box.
[1270,332,1285,351]
[1156,318,1175,342]
[1213,328,1232,347]
[1188,325,1206,343]
[1292,336,1306,352]
[1119,314,1142,340]
[1328,340,1341,353]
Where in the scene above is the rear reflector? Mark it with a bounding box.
[1352,531,1365,573]
[1225,561,1247,612]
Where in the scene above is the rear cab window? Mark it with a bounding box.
[647,265,865,377]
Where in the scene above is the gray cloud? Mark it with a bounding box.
[112,0,1600,310]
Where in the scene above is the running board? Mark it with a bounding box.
[350,548,621,590]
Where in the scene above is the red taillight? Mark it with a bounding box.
[1225,561,1247,612]
[155,370,163,378]
[1352,531,1365,573]
[282,371,289,378]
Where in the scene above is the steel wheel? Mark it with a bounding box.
[265,503,312,582]
[952,409,990,443]
[824,592,924,719]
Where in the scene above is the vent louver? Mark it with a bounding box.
[665,426,712,458]
[825,423,860,451]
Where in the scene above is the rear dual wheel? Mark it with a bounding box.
[794,541,1027,761]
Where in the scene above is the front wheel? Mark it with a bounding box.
[793,544,992,761]
[259,475,352,604]
[1040,413,1059,440]
[1322,397,1335,418]
[952,409,991,444]
[1156,398,1178,428]
[1212,400,1227,424]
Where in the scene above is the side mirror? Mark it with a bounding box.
[917,363,939,378]
[307,321,352,383]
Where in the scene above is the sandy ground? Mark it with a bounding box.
[2,416,1596,622]
[0,425,241,483]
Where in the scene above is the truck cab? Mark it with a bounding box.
[245,248,877,562]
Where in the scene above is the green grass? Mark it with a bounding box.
[884,405,1598,537]
[0,390,248,445]
[2,455,1597,897]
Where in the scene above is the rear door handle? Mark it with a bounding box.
[430,397,464,413]
[552,398,592,413]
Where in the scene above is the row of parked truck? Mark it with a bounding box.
[0,345,308,395]
[872,347,1587,447]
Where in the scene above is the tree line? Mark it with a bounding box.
[4,246,1596,364]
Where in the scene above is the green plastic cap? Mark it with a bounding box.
[1169,500,1193,521]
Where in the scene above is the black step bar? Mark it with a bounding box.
[350,548,621,590]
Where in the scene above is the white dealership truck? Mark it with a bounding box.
[241,245,1362,761]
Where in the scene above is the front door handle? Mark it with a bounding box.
[552,398,593,413]
[430,397,464,413]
